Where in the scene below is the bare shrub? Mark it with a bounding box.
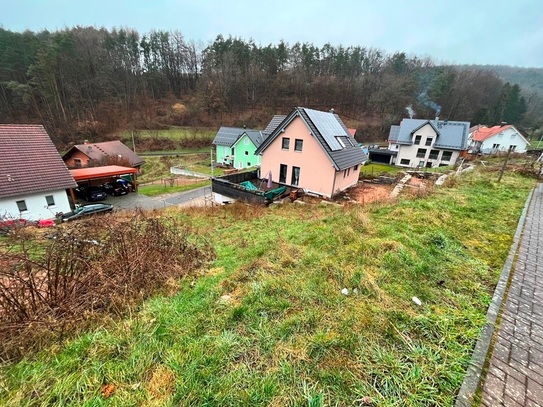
[0,212,214,361]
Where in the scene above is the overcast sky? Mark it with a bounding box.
[2,0,542,68]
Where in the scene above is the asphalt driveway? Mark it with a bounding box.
[75,186,211,211]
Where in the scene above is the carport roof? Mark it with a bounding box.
[70,165,137,181]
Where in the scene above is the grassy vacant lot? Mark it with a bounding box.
[0,169,535,406]
[138,180,211,197]
[139,154,223,184]
[120,127,216,142]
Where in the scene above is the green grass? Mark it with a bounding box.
[120,127,216,142]
[0,169,535,406]
[139,154,223,184]
[360,163,403,175]
[138,181,211,197]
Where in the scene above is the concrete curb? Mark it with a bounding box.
[454,187,535,407]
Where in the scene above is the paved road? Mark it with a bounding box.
[81,186,212,211]
[479,184,543,406]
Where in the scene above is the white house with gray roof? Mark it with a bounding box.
[388,118,470,168]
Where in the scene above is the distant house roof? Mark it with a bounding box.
[232,130,267,149]
[63,140,145,167]
[471,125,515,142]
[263,115,286,135]
[256,107,368,171]
[348,128,356,137]
[388,118,470,150]
[0,124,77,199]
[212,127,248,147]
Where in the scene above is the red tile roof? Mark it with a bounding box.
[63,140,145,167]
[472,125,513,142]
[0,125,77,199]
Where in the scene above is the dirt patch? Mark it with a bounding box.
[348,183,394,204]
[407,177,427,187]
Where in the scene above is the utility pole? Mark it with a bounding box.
[497,146,514,183]
[210,147,214,178]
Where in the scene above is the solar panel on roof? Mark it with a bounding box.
[213,127,245,146]
[304,108,346,151]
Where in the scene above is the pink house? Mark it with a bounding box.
[255,107,367,198]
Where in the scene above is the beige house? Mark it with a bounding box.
[255,107,367,198]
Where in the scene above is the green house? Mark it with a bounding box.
[212,127,266,169]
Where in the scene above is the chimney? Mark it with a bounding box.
[500,122,507,127]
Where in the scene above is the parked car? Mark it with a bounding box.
[102,180,129,196]
[75,185,107,202]
[60,203,113,222]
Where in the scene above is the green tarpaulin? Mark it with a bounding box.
[240,181,259,191]
[263,186,287,200]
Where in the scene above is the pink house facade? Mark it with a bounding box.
[256,108,367,198]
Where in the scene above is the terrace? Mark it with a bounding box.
[211,170,293,205]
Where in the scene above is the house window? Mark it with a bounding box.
[16,200,27,212]
[425,137,433,146]
[295,139,303,151]
[343,168,351,178]
[400,159,410,165]
[291,166,300,186]
[337,137,346,148]
[282,137,290,150]
[354,165,359,171]
[510,145,517,151]
[414,135,422,145]
[492,143,500,150]
[45,195,55,207]
[498,133,503,138]
[279,164,287,183]
[74,158,82,168]
[429,149,439,160]
[231,148,235,155]
[441,151,453,161]
[416,148,427,158]
[247,162,251,166]
[511,134,517,139]
[244,151,249,156]
[244,138,249,145]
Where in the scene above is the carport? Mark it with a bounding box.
[69,165,139,201]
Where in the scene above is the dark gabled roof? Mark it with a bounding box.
[256,107,367,171]
[232,130,268,149]
[389,118,470,150]
[263,115,286,135]
[0,125,77,199]
[212,127,248,147]
[63,140,145,167]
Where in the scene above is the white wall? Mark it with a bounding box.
[394,124,458,168]
[480,128,529,154]
[0,190,72,221]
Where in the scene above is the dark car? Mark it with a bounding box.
[102,180,129,196]
[60,203,113,222]
[75,185,107,202]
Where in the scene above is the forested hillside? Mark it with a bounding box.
[1,27,541,146]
